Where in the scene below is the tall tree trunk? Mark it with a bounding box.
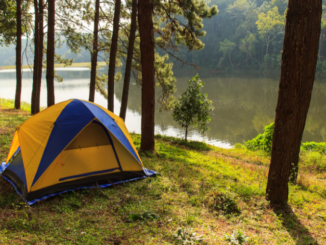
[15,0,22,110]
[266,0,322,205]
[89,0,100,102]
[31,0,40,114]
[107,0,121,112]
[46,0,55,107]
[119,0,137,121]
[37,0,44,109]
[139,0,155,152]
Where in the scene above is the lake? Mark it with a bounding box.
[1,68,326,148]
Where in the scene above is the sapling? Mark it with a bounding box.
[170,74,214,141]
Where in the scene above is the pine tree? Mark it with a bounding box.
[139,0,155,152]
[120,0,137,121]
[46,0,55,107]
[107,0,121,111]
[89,0,100,102]
[266,0,322,205]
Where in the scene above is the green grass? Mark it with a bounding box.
[0,100,326,244]
[1,62,106,70]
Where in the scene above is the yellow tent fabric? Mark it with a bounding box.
[1,99,154,205]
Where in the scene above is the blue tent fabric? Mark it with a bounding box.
[6,151,27,186]
[1,161,158,206]
[1,99,159,205]
[32,100,95,186]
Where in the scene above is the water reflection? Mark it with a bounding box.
[1,68,325,147]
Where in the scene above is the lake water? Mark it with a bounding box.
[1,68,326,148]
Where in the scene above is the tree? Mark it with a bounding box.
[31,0,40,115]
[120,0,137,121]
[266,0,322,205]
[15,0,22,110]
[239,33,257,66]
[0,0,16,45]
[139,0,155,152]
[46,0,55,107]
[89,0,100,102]
[31,0,45,114]
[219,39,237,68]
[256,6,284,56]
[107,0,121,112]
[171,75,214,141]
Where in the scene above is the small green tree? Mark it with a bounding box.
[171,75,214,141]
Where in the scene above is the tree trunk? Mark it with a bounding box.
[89,0,100,102]
[139,0,155,152]
[46,0,55,107]
[185,126,188,142]
[119,0,137,121]
[107,0,121,112]
[15,0,22,110]
[31,0,40,114]
[37,0,44,110]
[266,0,322,205]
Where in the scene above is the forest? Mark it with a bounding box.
[1,0,326,244]
[2,0,326,78]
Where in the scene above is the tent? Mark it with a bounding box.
[0,99,157,205]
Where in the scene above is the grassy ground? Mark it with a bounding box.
[0,62,106,70]
[0,99,326,244]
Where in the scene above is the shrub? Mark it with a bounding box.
[301,142,326,155]
[245,123,274,154]
[205,190,241,215]
[225,229,249,245]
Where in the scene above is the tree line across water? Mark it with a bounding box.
[0,0,324,207]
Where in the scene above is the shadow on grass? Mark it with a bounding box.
[272,205,319,245]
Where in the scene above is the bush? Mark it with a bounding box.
[225,229,249,245]
[245,123,274,154]
[301,142,326,155]
[205,190,241,215]
[301,152,326,172]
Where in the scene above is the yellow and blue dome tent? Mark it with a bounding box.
[0,99,157,205]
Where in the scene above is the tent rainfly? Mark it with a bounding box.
[0,99,157,205]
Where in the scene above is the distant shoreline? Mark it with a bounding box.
[0,62,106,70]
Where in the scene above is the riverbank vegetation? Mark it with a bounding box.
[1,101,326,244]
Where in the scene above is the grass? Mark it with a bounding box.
[0,100,326,244]
[1,62,106,70]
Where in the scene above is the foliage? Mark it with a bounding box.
[0,0,16,45]
[301,142,326,155]
[225,229,249,245]
[0,0,32,46]
[205,190,241,216]
[170,74,214,141]
[129,211,159,222]
[245,122,274,154]
[174,227,203,244]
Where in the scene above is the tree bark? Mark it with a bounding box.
[31,0,40,114]
[107,0,121,112]
[119,0,137,121]
[46,0,55,107]
[266,0,322,205]
[139,0,155,152]
[89,0,100,102]
[37,0,44,110]
[15,0,22,110]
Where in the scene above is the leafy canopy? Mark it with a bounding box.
[171,74,214,141]
[256,6,284,39]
